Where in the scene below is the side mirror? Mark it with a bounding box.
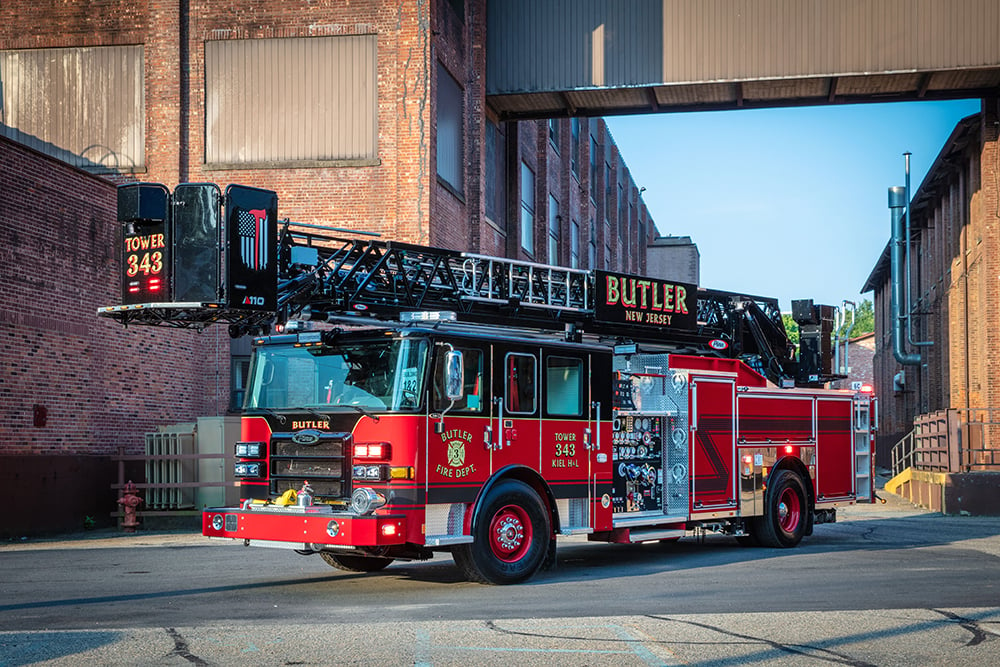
[444,350,464,401]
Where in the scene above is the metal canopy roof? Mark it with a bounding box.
[486,1,1000,120]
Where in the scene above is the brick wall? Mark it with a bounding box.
[869,104,1000,467]
[0,0,434,242]
[0,136,229,535]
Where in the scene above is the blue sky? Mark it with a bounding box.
[605,99,982,310]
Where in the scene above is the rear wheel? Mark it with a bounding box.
[453,479,550,585]
[320,552,394,572]
[755,469,808,548]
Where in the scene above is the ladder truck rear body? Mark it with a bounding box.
[100,183,875,584]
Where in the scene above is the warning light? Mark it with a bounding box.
[355,443,389,459]
[861,384,874,394]
[381,523,398,537]
[784,445,795,454]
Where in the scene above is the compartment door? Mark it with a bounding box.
[691,377,737,511]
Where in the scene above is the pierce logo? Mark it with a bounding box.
[709,339,729,350]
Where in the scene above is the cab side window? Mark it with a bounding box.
[432,347,484,412]
[546,356,583,416]
[505,353,537,414]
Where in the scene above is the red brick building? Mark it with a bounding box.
[0,0,657,534]
[864,104,1000,511]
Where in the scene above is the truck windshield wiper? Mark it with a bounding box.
[343,404,380,422]
[243,406,287,425]
[294,404,381,423]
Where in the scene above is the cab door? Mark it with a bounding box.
[540,352,592,531]
[426,343,492,507]
[690,375,737,512]
[492,347,542,473]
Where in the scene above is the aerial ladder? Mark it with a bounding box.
[100,182,836,388]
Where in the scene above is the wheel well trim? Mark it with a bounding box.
[470,465,559,536]
[767,457,814,510]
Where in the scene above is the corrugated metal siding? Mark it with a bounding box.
[0,45,144,172]
[205,35,377,165]
[487,0,1000,94]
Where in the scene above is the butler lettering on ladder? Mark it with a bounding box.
[596,271,698,331]
[239,208,269,270]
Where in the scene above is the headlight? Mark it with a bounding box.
[211,514,224,531]
[235,441,265,458]
[234,462,263,478]
[350,487,386,515]
[353,464,388,481]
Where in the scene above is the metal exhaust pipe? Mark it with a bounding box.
[888,186,920,366]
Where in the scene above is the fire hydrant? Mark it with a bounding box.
[117,480,142,533]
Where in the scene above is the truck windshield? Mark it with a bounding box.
[244,338,429,412]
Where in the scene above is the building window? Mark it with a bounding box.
[588,214,597,269]
[589,135,598,201]
[548,118,560,152]
[206,36,377,165]
[628,202,636,271]
[570,218,580,269]
[230,356,251,411]
[485,119,506,230]
[618,182,626,224]
[520,161,535,255]
[0,45,145,172]
[604,219,612,269]
[548,195,560,265]
[605,162,613,221]
[436,61,464,193]
[571,118,581,179]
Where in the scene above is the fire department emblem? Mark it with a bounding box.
[446,440,465,467]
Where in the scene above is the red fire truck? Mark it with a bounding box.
[101,183,875,584]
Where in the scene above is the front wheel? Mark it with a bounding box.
[320,552,394,572]
[754,469,809,548]
[452,479,551,585]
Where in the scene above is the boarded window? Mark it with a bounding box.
[0,45,144,172]
[436,61,464,193]
[205,36,377,166]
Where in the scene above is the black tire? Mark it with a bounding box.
[319,552,393,572]
[755,469,809,548]
[452,479,551,585]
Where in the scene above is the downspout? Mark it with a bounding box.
[888,186,921,365]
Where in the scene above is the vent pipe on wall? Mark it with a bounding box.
[888,185,921,365]
[904,153,934,350]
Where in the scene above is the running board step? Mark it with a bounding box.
[626,528,686,543]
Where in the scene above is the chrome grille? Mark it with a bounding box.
[269,431,351,499]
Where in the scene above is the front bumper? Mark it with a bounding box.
[202,504,406,548]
